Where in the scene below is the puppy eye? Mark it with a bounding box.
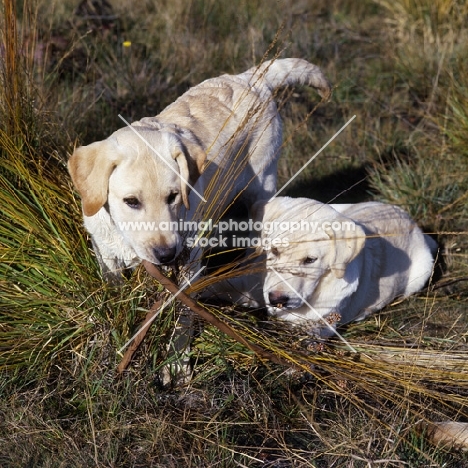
[123,196,141,208]
[270,247,279,256]
[303,256,317,265]
[167,192,178,205]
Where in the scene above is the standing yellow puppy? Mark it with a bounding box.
[68,59,331,282]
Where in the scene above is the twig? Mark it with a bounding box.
[431,276,468,291]
[116,298,163,373]
[142,260,294,368]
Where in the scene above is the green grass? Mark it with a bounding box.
[1,0,468,466]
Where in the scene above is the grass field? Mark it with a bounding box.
[1,0,468,466]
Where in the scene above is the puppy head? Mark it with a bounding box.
[68,129,205,216]
[257,197,366,319]
[68,128,206,264]
[258,197,366,276]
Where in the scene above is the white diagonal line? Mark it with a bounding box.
[118,114,207,202]
[117,266,205,355]
[271,115,356,200]
[270,267,357,353]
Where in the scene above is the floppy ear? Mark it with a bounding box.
[325,222,366,279]
[171,139,206,210]
[68,138,125,217]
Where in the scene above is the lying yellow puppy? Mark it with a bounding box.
[254,197,437,336]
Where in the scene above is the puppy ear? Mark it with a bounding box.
[172,139,206,210]
[325,222,366,279]
[172,152,191,210]
[68,139,125,217]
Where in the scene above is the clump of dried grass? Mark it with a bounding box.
[1,0,468,466]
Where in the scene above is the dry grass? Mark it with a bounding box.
[1,0,468,466]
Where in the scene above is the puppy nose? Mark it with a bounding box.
[268,291,290,308]
[154,246,176,264]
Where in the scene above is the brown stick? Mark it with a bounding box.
[142,260,293,367]
[117,299,163,373]
[431,276,468,291]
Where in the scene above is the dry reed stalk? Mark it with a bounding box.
[357,344,468,371]
[142,260,293,368]
[2,0,20,136]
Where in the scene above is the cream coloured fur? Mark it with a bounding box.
[255,197,437,335]
[67,59,331,281]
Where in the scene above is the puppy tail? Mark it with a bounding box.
[247,58,332,100]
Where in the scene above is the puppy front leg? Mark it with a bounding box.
[160,305,194,387]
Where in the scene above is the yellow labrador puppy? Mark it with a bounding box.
[254,197,437,336]
[68,59,331,281]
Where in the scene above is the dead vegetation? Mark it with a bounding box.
[1,0,468,466]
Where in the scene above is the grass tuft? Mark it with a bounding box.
[1,0,468,465]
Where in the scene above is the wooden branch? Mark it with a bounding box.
[431,276,468,291]
[116,299,163,373]
[142,260,293,368]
